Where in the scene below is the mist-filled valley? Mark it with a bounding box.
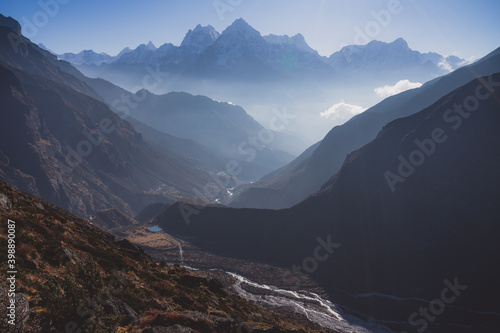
[0,2,499,332]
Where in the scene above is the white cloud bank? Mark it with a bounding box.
[320,101,366,121]
[374,80,423,98]
[438,56,476,72]
[438,58,454,72]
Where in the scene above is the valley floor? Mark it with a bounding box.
[115,225,397,333]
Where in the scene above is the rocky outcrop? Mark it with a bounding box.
[0,191,11,210]
[102,299,140,325]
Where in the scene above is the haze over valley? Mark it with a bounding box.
[0,1,499,332]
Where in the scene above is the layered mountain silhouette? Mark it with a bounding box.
[0,20,230,218]
[76,18,336,82]
[231,45,500,209]
[72,19,463,84]
[44,34,302,180]
[2,11,499,332]
[121,89,297,180]
[0,16,301,219]
[152,73,500,332]
[67,18,469,143]
[0,62,224,218]
[74,62,303,180]
[79,69,301,181]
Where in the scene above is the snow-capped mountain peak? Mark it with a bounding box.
[116,47,132,58]
[264,33,318,55]
[327,38,465,77]
[219,18,261,40]
[57,49,112,65]
[115,43,157,64]
[134,43,153,52]
[193,24,219,40]
[209,18,267,66]
[146,41,157,51]
[263,34,290,45]
[391,37,409,48]
[289,33,317,54]
[180,24,220,54]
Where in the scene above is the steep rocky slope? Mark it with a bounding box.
[0,180,327,332]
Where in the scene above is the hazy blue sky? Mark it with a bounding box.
[1,0,499,60]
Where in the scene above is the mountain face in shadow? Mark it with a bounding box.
[0,14,20,35]
[0,25,101,101]
[231,46,500,209]
[0,63,222,218]
[70,66,301,181]
[123,89,296,181]
[153,73,500,332]
[0,22,227,218]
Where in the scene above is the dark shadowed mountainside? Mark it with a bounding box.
[0,62,218,218]
[0,23,101,101]
[231,45,500,209]
[153,73,500,333]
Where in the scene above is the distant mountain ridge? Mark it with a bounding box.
[58,49,114,65]
[65,18,464,81]
[328,37,468,81]
[230,44,500,209]
[63,18,471,145]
